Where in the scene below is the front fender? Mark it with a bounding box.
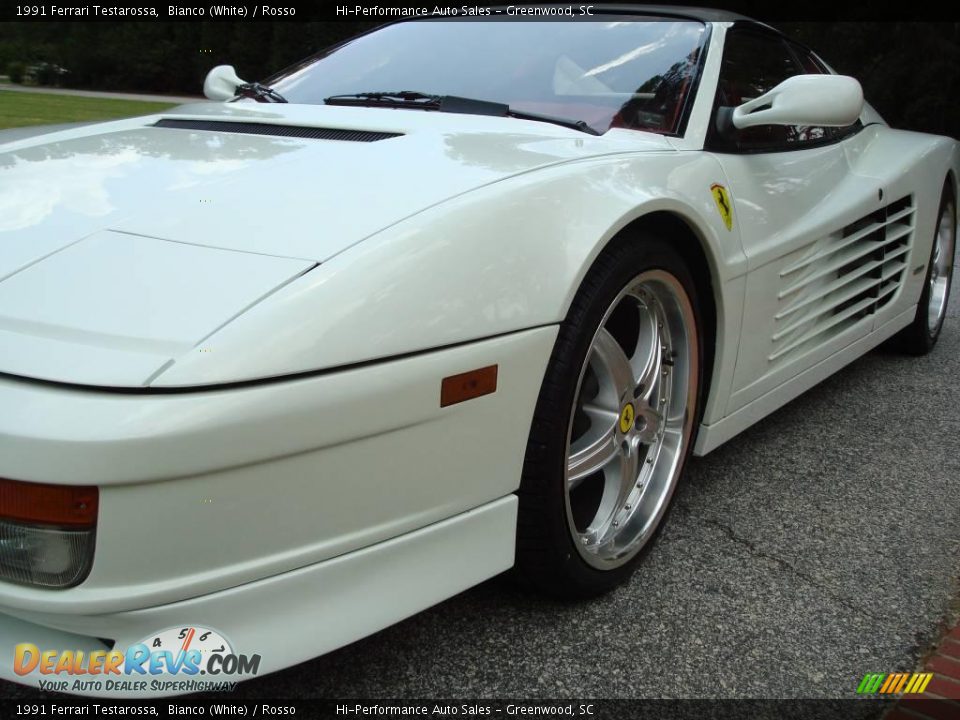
[153,152,747,387]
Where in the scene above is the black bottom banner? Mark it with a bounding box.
[0,698,933,720]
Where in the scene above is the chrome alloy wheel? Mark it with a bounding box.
[928,199,956,335]
[564,269,698,569]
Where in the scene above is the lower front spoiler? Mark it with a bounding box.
[0,496,517,698]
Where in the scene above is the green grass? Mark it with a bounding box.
[0,90,177,129]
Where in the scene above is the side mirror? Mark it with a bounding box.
[203,65,247,101]
[731,74,864,130]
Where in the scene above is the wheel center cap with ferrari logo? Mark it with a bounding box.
[619,402,636,434]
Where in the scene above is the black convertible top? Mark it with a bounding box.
[584,4,754,23]
[544,5,780,36]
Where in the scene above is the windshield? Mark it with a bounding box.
[266,19,708,136]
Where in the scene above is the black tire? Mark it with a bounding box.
[515,234,703,598]
[893,182,955,355]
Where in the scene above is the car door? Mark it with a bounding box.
[710,27,880,414]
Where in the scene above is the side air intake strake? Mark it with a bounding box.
[153,119,401,142]
[770,195,915,362]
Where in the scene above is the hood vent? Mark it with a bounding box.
[770,195,915,363]
[154,119,401,142]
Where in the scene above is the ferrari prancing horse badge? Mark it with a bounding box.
[711,183,733,231]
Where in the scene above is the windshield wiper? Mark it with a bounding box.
[323,91,600,136]
[324,91,440,106]
[235,82,288,104]
[506,108,599,136]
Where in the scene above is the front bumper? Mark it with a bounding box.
[0,496,517,697]
[0,326,557,695]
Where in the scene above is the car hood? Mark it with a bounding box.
[0,101,671,387]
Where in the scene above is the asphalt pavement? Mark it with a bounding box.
[1,266,957,702]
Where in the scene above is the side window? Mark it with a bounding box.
[711,31,858,153]
[717,32,801,107]
[789,42,828,74]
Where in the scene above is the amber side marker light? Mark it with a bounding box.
[440,365,498,407]
[0,478,98,588]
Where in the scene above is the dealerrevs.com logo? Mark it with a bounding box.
[14,626,261,694]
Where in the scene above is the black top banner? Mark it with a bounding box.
[0,0,958,22]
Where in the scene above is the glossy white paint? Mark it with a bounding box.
[0,231,314,386]
[154,148,744,387]
[0,102,677,387]
[0,496,518,697]
[0,16,958,697]
[203,64,246,101]
[2,102,666,269]
[0,326,554,615]
[718,126,956,416]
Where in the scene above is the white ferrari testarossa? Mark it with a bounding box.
[0,7,956,695]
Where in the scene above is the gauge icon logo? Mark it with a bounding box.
[142,626,233,664]
[127,625,260,677]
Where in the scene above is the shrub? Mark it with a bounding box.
[6,60,25,84]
